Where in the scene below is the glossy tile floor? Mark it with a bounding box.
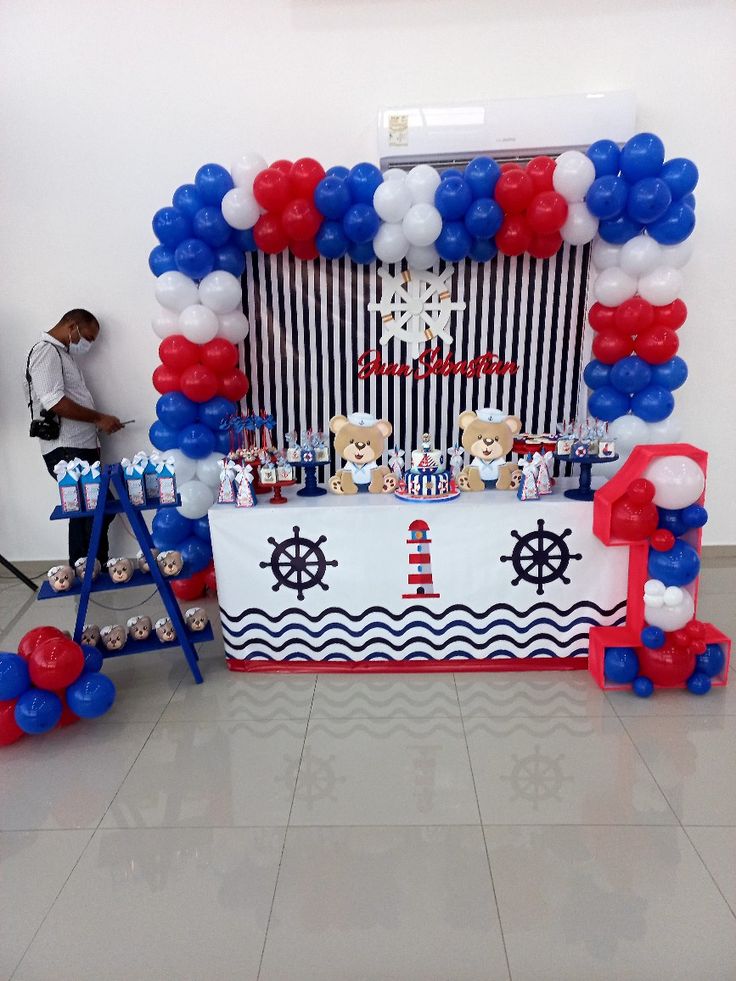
[1,557,735,980]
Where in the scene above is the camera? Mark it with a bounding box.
[29,409,61,441]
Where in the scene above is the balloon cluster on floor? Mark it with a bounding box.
[0,627,116,746]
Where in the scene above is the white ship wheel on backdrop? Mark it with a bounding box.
[367,266,466,361]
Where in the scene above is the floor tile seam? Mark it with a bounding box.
[613,711,736,719]
[680,825,736,922]
[453,673,513,981]
[616,715,684,826]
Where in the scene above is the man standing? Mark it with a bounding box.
[26,309,123,566]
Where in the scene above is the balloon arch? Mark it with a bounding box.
[146,135,697,590]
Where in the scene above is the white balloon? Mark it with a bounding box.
[593,267,637,306]
[166,449,197,484]
[231,151,267,190]
[638,265,684,306]
[405,164,441,205]
[643,414,683,444]
[155,271,199,313]
[619,234,662,277]
[402,203,443,247]
[406,244,439,270]
[373,181,412,223]
[217,309,250,344]
[660,236,695,269]
[644,584,694,632]
[176,479,216,520]
[178,304,219,344]
[221,187,260,230]
[591,239,622,270]
[560,203,598,245]
[383,169,407,182]
[195,452,225,489]
[199,270,242,314]
[373,222,409,263]
[553,150,596,202]
[644,455,705,509]
[151,307,180,340]
[609,414,650,451]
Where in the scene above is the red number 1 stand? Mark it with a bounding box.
[37,464,209,684]
[589,443,730,696]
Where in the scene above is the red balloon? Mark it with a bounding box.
[200,338,238,375]
[588,302,617,332]
[281,199,322,242]
[494,170,535,214]
[152,363,181,394]
[628,478,655,505]
[54,690,80,728]
[614,297,654,336]
[528,232,562,259]
[159,335,201,371]
[686,620,706,643]
[0,700,24,746]
[525,156,556,193]
[179,363,220,403]
[592,331,634,364]
[219,368,250,402]
[17,626,65,661]
[634,327,679,365]
[253,214,288,254]
[610,488,658,541]
[252,168,292,212]
[289,158,326,198]
[496,216,532,256]
[171,571,207,601]
[526,192,568,235]
[651,529,676,552]
[639,643,695,688]
[29,637,85,691]
[500,162,522,173]
[270,159,294,177]
[653,299,687,330]
[204,562,217,595]
[289,237,319,261]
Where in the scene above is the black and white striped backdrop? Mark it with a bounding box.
[240,246,591,459]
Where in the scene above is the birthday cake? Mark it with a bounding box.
[395,434,460,503]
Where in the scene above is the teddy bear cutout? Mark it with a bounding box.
[456,408,523,492]
[328,412,397,495]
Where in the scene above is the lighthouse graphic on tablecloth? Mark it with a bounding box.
[402,520,440,600]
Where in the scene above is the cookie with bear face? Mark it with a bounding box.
[81,623,101,646]
[126,615,152,641]
[106,557,135,584]
[155,617,177,643]
[137,548,159,574]
[328,412,396,495]
[157,550,184,577]
[184,607,209,632]
[456,408,523,492]
[100,624,126,651]
[74,557,101,583]
[47,564,75,592]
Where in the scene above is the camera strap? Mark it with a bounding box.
[26,340,64,421]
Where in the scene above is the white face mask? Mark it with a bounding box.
[70,324,94,356]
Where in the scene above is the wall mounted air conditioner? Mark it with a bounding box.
[378,91,636,169]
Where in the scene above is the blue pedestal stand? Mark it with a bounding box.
[293,460,328,497]
[556,453,619,502]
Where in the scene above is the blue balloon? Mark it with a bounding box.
[464,156,501,198]
[0,652,30,700]
[193,515,212,545]
[156,392,198,430]
[469,238,497,263]
[681,503,708,529]
[148,245,177,277]
[192,206,231,248]
[346,163,383,204]
[172,183,204,219]
[587,386,630,422]
[649,202,696,245]
[15,689,62,734]
[648,539,701,587]
[657,507,689,538]
[441,168,464,181]
[583,359,611,390]
[434,177,473,220]
[347,240,375,264]
[650,356,688,391]
[198,396,236,431]
[194,163,234,206]
[696,644,725,679]
[342,204,380,244]
[179,423,216,460]
[604,647,639,684]
[152,508,194,549]
[619,132,665,182]
[215,430,231,455]
[316,220,349,259]
[610,356,652,394]
[66,673,116,719]
[641,626,665,649]
[464,198,503,239]
[587,139,620,178]
[314,176,352,220]
[214,245,246,278]
[229,228,256,252]
[149,420,180,452]
[687,672,711,696]
[680,193,696,211]
[632,676,654,698]
[631,384,675,422]
[585,176,629,220]
[174,238,215,280]
[179,535,213,574]
[152,207,191,248]
[660,158,699,199]
[435,222,471,262]
[326,165,349,180]
[81,644,103,673]
[598,215,643,245]
[626,178,672,225]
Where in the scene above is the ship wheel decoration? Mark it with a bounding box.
[500,519,582,595]
[259,526,338,601]
[367,266,466,361]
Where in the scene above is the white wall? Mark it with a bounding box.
[1,0,734,558]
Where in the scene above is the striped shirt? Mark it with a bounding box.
[27,333,98,453]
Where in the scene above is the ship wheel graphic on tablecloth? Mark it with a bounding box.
[259,526,338,601]
[500,518,582,595]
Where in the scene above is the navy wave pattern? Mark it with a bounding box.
[220,600,626,663]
